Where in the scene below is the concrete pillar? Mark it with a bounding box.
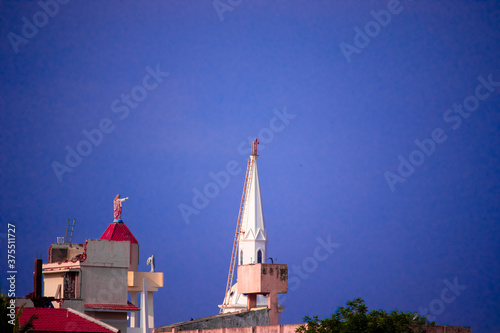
[130,243,139,272]
[141,279,148,333]
[247,294,257,309]
[130,292,139,328]
[148,291,154,328]
[268,291,279,326]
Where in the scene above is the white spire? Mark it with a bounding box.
[238,150,268,265]
[219,139,269,313]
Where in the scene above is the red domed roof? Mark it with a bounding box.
[100,221,138,244]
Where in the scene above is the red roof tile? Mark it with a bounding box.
[100,222,138,244]
[17,307,119,332]
[85,303,140,311]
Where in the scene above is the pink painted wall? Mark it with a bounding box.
[165,325,303,333]
[160,324,471,333]
[412,326,471,333]
[256,324,301,333]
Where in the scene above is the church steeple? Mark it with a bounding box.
[238,141,268,265]
[220,139,270,313]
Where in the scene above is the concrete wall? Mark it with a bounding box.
[82,239,130,267]
[15,298,34,308]
[49,243,85,262]
[157,323,471,333]
[62,299,85,312]
[80,239,129,305]
[130,243,139,271]
[256,324,299,333]
[238,264,288,294]
[43,272,65,299]
[43,239,130,305]
[157,325,300,333]
[88,311,128,333]
[128,271,164,292]
[81,266,128,304]
[156,309,270,332]
[40,239,138,333]
[412,326,471,333]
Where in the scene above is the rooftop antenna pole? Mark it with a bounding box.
[220,139,259,313]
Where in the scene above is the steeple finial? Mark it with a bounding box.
[252,139,259,155]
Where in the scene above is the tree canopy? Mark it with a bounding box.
[296,298,434,333]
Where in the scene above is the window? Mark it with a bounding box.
[240,250,243,265]
[257,250,262,263]
[63,272,79,299]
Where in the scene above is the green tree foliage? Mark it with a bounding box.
[0,294,37,333]
[0,293,11,333]
[296,298,434,333]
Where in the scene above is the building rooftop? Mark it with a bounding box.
[17,307,119,333]
[100,221,138,244]
[85,302,140,311]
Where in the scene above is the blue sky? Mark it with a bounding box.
[1,1,499,331]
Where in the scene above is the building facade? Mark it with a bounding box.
[40,219,163,333]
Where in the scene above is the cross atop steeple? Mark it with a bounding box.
[251,139,259,156]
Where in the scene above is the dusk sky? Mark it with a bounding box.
[1,1,499,332]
